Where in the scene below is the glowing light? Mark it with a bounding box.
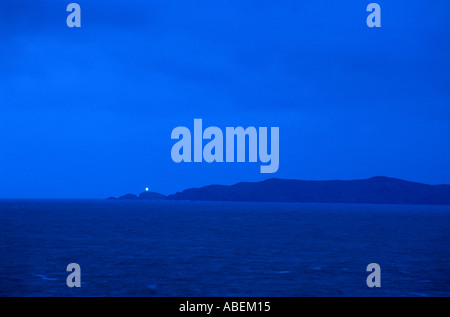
[145,188,149,191]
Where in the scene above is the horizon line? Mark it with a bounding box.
[2,175,448,200]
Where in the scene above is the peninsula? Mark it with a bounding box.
[109,176,450,205]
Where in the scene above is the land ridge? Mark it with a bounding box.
[108,176,450,205]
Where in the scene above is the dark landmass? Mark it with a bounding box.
[111,177,450,205]
[110,191,167,201]
[139,191,167,200]
[118,193,139,200]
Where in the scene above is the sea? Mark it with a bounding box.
[0,199,449,297]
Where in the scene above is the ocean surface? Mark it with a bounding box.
[0,200,449,297]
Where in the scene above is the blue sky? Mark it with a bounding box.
[0,0,449,198]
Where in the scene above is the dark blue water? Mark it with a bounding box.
[0,200,449,296]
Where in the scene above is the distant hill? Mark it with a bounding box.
[112,177,450,205]
[112,191,166,200]
[139,191,167,200]
[118,193,139,200]
[167,177,450,205]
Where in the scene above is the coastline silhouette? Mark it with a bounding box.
[109,176,450,205]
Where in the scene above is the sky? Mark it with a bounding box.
[0,0,449,198]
